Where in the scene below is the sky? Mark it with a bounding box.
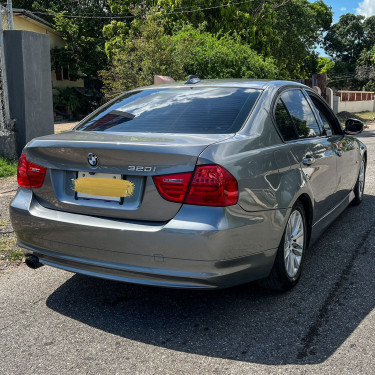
[328,0,375,22]
[316,0,375,57]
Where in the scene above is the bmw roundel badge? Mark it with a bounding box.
[88,153,98,167]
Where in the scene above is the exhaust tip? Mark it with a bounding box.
[25,255,43,269]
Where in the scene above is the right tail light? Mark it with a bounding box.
[153,164,238,207]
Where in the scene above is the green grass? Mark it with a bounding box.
[0,219,9,227]
[0,156,17,178]
[353,112,375,122]
[0,234,23,265]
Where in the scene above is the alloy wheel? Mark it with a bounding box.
[284,210,304,278]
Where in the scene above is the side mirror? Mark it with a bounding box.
[344,118,364,135]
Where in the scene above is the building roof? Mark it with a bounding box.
[12,8,55,33]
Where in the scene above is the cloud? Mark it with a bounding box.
[356,0,375,17]
[340,7,346,11]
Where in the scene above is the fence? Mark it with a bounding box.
[336,91,374,102]
[332,90,375,114]
[0,1,13,132]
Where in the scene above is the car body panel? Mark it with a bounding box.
[25,131,235,221]
[289,137,338,222]
[10,188,284,288]
[10,79,367,288]
[335,134,361,202]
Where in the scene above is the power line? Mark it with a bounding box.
[32,11,133,19]
[32,0,254,19]
[162,0,253,15]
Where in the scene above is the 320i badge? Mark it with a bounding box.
[10,78,367,290]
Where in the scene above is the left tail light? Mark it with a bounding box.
[17,153,47,188]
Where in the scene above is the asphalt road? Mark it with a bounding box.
[1,130,375,374]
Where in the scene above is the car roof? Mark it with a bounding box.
[138,79,308,91]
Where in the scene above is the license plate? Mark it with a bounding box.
[76,172,124,202]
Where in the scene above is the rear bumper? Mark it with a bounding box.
[10,189,288,289]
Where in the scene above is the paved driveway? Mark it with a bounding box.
[1,130,375,374]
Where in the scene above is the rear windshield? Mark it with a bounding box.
[76,87,261,134]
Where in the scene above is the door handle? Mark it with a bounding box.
[336,149,343,157]
[302,155,315,165]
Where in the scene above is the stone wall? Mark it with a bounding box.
[0,130,16,159]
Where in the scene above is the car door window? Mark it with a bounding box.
[280,90,321,138]
[307,92,341,136]
[315,109,333,136]
[274,98,298,141]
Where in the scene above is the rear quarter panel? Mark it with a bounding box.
[198,91,313,214]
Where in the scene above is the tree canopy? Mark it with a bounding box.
[324,13,375,66]
[104,0,332,78]
[15,1,375,103]
[13,0,111,85]
[100,17,280,98]
[323,13,375,90]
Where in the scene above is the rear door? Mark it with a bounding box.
[274,89,339,223]
[306,90,359,203]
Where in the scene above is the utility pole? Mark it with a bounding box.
[6,0,14,30]
[0,0,14,131]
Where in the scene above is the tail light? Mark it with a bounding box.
[17,153,47,188]
[153,172,192,203]
[153,165,238,207]
[185,165,238,206]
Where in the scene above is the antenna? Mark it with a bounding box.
[185,75,201,84]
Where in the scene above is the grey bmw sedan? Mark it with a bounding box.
[10,79,366,290]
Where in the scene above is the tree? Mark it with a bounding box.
[324,13,375,67]
[323,13,375,89]
[106,0,332,78]
[356,46,375,91]
[317,57,335,74]
[270,0,332,76]
[100,16,187,99]
[100,15,280,99]
[170,25,280,80]
[13,1,111,86]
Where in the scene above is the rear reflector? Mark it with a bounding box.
[17,153,47,188]
[153,165,238,207]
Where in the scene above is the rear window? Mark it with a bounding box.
[76,87,261,134]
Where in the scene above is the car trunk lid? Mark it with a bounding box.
[24,131,233,221]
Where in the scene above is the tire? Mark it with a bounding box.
[258,201,307,291]
[351,157,366,206]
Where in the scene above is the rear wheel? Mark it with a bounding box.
[258,201,306,291]
[351,157,366,206]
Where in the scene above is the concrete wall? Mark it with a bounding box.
[332,95,339,114]
[4,30,54,155]
[337,100,375,113]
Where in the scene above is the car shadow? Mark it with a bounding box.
[46,193,375,365]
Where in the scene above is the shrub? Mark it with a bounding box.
[100,19,280,99]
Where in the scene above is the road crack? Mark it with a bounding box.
[296,221,375,360]
[0,189,17,195]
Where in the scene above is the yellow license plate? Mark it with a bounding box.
[74,172,134,202]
